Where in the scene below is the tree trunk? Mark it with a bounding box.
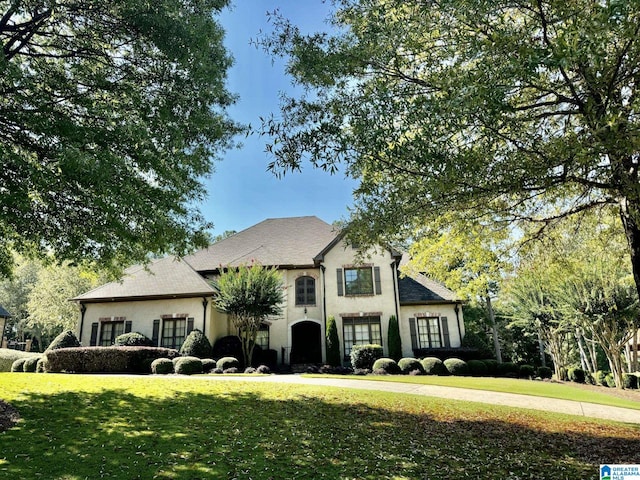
[537,330,546,368]
[620,199,640,301]
[485,295,502,363]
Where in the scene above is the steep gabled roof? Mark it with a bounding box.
[0,304,11,318]
[398,274,458,304]
[185,216,339,271]
[73,256,215,303]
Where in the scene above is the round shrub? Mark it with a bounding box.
[496,362,519,378]
[483,359,499,376]
[519,364,535,379]
[568,367,586,384]
[256,365,271,374]
[444,358,469,376]
[421,357,447,376]
[201,358,217,373]
[536,366,553,379]
[244,367,256,374]
[23,356,41,373]
[151,358,174,375]
[11,358,27,372]
[372,358,401,375]
[174,356,203,375]
[179,329,212,358]
[114,332,154,347]
[622,373,638,390]
[604,372,617,388]
[350,344,383,370]
[212,367,223,374]
[216,356,240,370]
[46,330,80,351]
[223,367,240,374]
[467,359,489,377]
[398,357,423,375]
[353,368,371,376]
[595,370,608,385]
[36,357,47,373]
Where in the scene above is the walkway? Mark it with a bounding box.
[198,374,640,424]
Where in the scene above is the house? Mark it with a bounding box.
[73,216,464,365]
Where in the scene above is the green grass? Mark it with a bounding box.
[306,374,640,411]
[0,373,639,479]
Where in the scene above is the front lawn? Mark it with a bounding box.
[0,373,638,479]
[307,374,640,411]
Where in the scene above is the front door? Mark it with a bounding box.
[290,321,322,364]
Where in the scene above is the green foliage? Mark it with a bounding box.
[605,373,617,388]
[461,331,494,360]
[36,357,47,373]
[45,347,179,373]
[325,315,341,367]
[496,362,519,378]
[151,358,175,375]
[595,370,609,386]
[622,374,638,390]
[568,368,586,384]
[201,359,217,373]
[420,357,447,376]
[372,358,400,375]
[216,357,240,371]
[467,360,489,377]
[443,358,469,376]
[173,357,203,376]
[0,0,238,276]
[483,360,499,376]
[536,366,553,380]
[518,365,535,379]
[115,332,154,347]
[215,263,283,367]
[0,348,38,372]
[387,315,402,362]
[179,329,212,359]
[10,358,27,372]
[398,358,423,375]
[22,356,41,373]
[350,344,383,370]
[45,330,80,351]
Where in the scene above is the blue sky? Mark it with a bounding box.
[202,1,359,235]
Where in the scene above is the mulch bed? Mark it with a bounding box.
[0,400,20,432]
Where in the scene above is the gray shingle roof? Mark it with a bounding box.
[185,216,339,271]
[398,274,458,304]
[73,256,215,302]
[0,304,11,318]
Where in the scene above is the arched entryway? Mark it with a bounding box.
[290,320,322,364]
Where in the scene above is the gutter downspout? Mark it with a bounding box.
[202,297,209,336]
[320,265,327,363]
[78,303,87,342]
[454,302,462,346]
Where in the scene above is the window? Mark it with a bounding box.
[99,321,125,346]
[417,317,442,349]
[344,267,373,295]
[342,316,382,357]
[255,324,270,350]
[295,276,316,306]
[161,318,186,350]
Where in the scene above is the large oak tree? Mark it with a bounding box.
[0,0,238,276]
[259,0,640,296]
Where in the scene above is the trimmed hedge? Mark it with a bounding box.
[496,362,519,378]
[622,373,638,390]
[398,357,423,374]
[174,356,203,375]
[151,358,174,375]
[23,356,41,372]
[604,373,616,388]
[350,344,383,370]
[568,367,586,384]
[46,330,80,351]
[11,358,27,372]
[483,359,499,376]
[421,357,447,376]
[216,357,240,370]
[519,364,535,379]
[0,348,39,372]
[595,370,608,386]
[467,359,489,377]
[114,332,154,347]
[36,357,47,373]
[256,365,271,374]
[444,358,469,376]
[201,358,217,373]
[179,329,212,358]
[44,346,179,373]
[372,358,401,375]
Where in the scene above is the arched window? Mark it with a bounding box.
[295,276,316,306]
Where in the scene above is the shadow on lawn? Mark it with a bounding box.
[0,385,638,479]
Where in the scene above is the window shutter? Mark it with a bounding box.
[441,317,450,348]
[90,322,99,346]
[187,318,194,334]
[124,321,132,333]
[409,318,418,350]
[152,319,160,346]
[337,268,344,296]
[374,266,382,295]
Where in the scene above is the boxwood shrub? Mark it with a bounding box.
[0,349,38,372]
[568,367,586,384]
[467,359,489,377]
[483,359,498,376]
[595,370,609,385]
[46,330,80,351]
[444,358,469,376]
[216,357,240,370]
[174,356,203,375]
[22,356,41,373]
[114,332,154,347]
[420,357,447,375]
[256,365,271,374]
[604,372,617,388]
[179,329,212,359]
[44,346,179,373]
[535,366,552,379]
[372,358,401,375]
[519,364,535,379]
[151,358,174,375]
[36,357,47,373]
[11,358,27,372]
[496,362,519,378]
[398,357,423,375]
[622,373,638,390]
[201,358,217,373]
[350,344,383,370]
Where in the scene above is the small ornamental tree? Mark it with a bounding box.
[325,315,341,366]
[179,329,212,358]
[387,315,402,361]
[214,263,283,367]
[45,330,80,351]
